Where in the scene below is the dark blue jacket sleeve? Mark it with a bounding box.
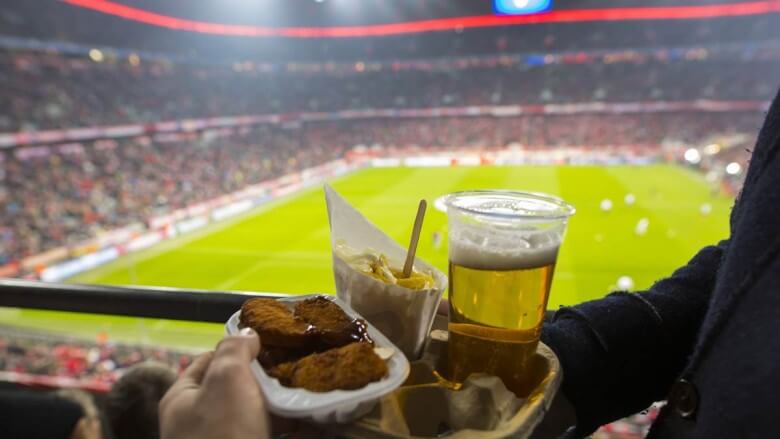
[541,239,728,434]
[541,87,780,436]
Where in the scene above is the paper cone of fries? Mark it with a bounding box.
[325,185,447,360]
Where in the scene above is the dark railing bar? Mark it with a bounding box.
[0,279,288,323]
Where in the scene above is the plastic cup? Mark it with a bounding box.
[443,190,575,396]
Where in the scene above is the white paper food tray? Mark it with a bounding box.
[225,294,411,423]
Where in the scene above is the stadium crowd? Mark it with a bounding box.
[1,50,778,132]
[323,113,761,149]
[0,125,348,263]
[0,112,760,264]
[0,328,191,387]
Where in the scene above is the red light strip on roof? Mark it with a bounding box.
[61,0,780,38]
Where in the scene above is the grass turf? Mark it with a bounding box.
[0,165,732,350]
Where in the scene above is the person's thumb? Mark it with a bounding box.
[233,327,261,358]
[202,328,261,389]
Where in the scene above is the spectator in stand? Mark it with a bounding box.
[56,388,103,439]
[0,389,86,439]
[105,362,177,439]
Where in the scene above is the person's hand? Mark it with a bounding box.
[159,328,270,439]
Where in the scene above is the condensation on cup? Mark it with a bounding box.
[443,190,575,396]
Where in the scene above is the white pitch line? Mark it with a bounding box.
[69,176,355,283]
[214,253,329,291]
[181,247,325,259]
[215,259,274,291]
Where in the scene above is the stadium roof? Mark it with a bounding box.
[1,1,778,62]
[61,0,780,37]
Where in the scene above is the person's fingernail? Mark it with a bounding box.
[239,327,256,337]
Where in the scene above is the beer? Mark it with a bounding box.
[447,259,556,396]
[442,190,574,396]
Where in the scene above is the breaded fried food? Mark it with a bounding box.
[240,298,313,348]
[257,346,309,370]
[294,296,372,347]
[294,296,351,333]
[270,342,388,392]
[267,361,294,381]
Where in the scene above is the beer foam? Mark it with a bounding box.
[449,224,561,270]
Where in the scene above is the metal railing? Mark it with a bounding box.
[0,279,284,322]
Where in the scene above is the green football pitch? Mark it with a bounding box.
[0,165,732,350]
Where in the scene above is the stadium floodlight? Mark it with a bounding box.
[684,148,701,164]
[494,0,552,15]
[725,162,742,176]
[88,49,104,63]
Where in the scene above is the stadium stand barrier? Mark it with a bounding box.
[0,279,284,393]
[0,278,281,322]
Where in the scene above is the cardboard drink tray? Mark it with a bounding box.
[317,315,563,439]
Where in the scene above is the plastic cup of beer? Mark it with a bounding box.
[443,190,575,396]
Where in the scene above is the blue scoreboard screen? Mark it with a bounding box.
[493,0,552,15]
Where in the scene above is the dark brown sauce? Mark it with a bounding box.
[253,298,375,369]
[351,319,373,344]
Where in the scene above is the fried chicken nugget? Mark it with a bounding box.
[293,297,351,333]
[257,346,310,370]
[240,298,314,348]
[270,342,388,392]
[294,296,372,347]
